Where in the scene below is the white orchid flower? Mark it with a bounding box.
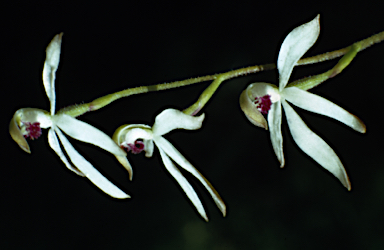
[240,15,366,190]
[9,33,129,199]
[113,108,226,221]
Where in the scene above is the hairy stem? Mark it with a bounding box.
[58,31,384,117]
[289,43,361,90]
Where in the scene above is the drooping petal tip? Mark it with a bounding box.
[344,176,352,191]
[353,115,366,134]
[115,155,134,181]
[154,136,226,217]
[281,100,352,190]
[152,108,205,136]
[267,102,285,167]
[158,147,209,221]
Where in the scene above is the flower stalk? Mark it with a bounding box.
[57,30,384,118]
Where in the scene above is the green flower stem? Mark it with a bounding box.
[57,75,217,117]
[297,31,384,65]
[58,31,384,118]
[183,31,381,115]
[183,64,275,115]
[288,42,361,90]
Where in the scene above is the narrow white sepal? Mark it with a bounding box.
[152,108,205,136]
[281,100,351,190]
[42,33,62,115]
[154,136,226,216]
[278,15,320,90]
[283,87,366,133]
[55,128,130,198]
[47,128,85,176]
[158,147,208,221]
[268,101,285,167]
[54,114,126,156]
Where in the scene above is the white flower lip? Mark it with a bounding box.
[115,108,226,221]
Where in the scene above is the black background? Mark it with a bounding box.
[2,1,384,249]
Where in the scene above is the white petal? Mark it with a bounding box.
[154,136,226,216]
[281,100,351,190]
[278,15,320,90]
[268,102,285,167]
[283,87,366,133]
[158,147,208,221]
[53,114,126,156]
[55,128,130,198]
[48,128,85,176]
[42,33,62,115]
[152,109,205,136]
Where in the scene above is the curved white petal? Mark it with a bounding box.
[245,83,281,103]
[10,110,31,153]
[113,124,151,146]
[158,147,208,221]
[239,83,282,130]
[268,101,284,167]
[124,127,153,144]
[154,136,226,216]
[54,114,126,156]
[55,128,130,198]
[115,155,133,181]
[143,139,154,158]
[278,15,320,90]
[152,109,205,136]
[43,33,62,115]
[48,128,84,176]
[283,87,366,133]
[239,89,268,129]
[281,100,351,190]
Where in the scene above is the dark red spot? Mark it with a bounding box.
[24,122,42,140]
[255,95,272,114]
[122,140,145,154]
